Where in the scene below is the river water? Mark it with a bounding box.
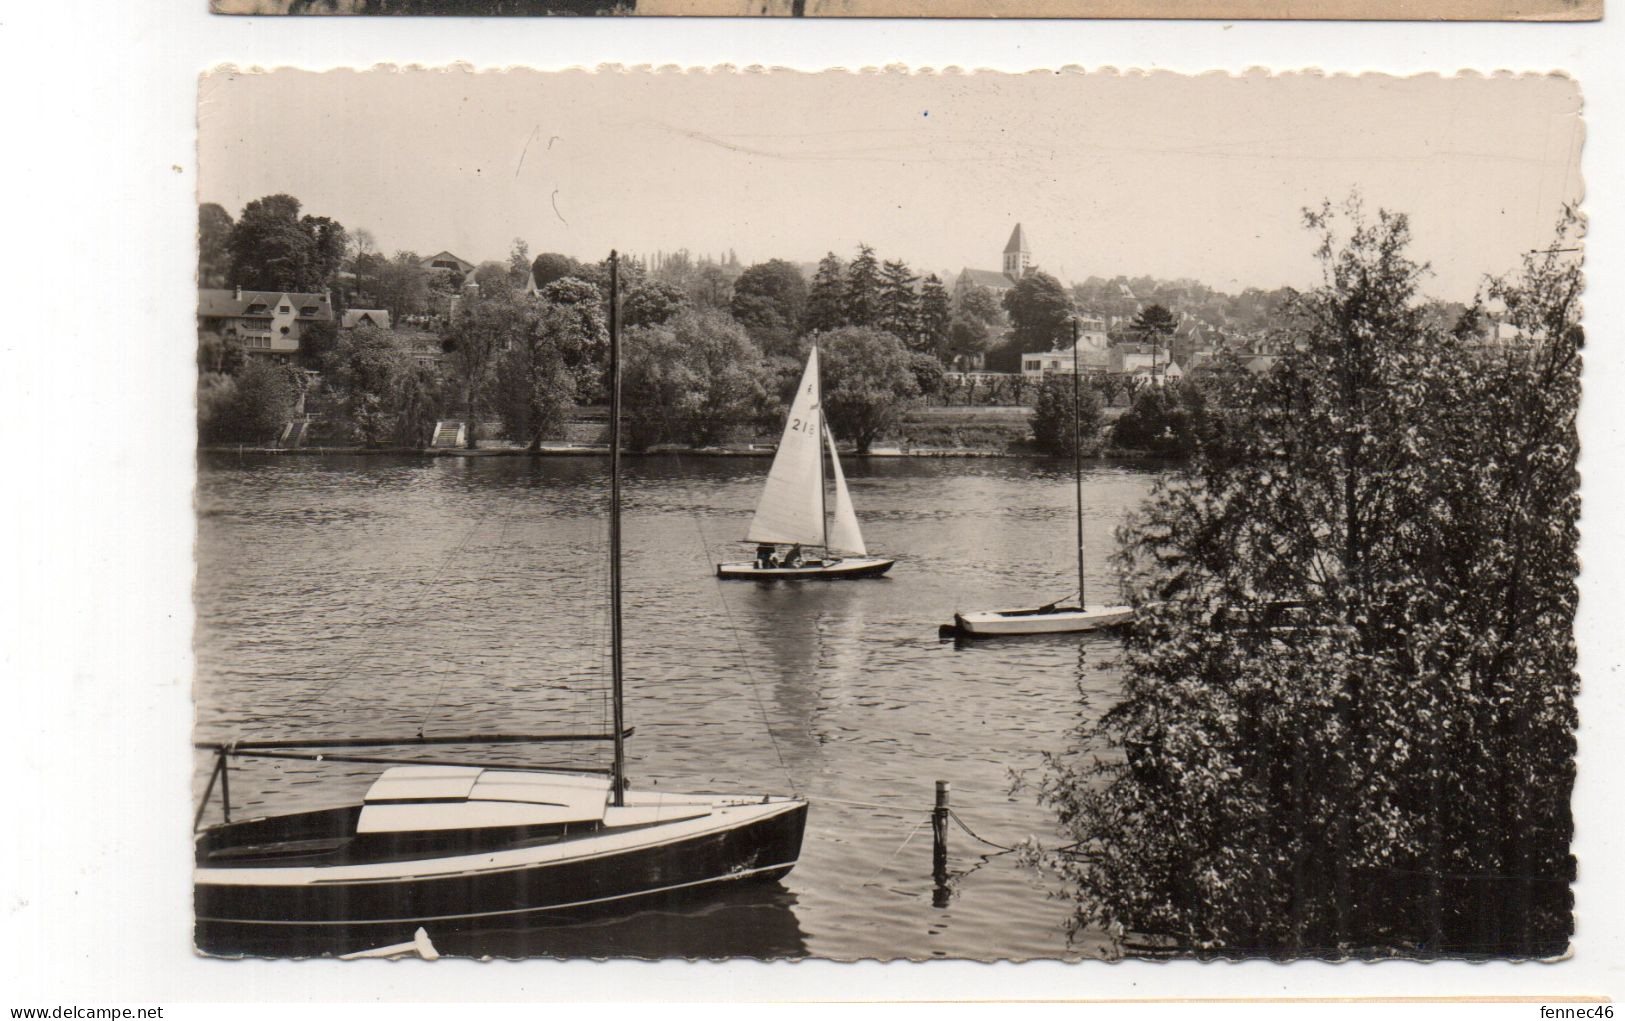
[193,452,1165,960]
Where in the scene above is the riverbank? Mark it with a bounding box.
[199,442,1179,461]
[206,403,1176,460]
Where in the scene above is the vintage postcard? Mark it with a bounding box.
[210,0,1603,19]
[193,67,1583,962]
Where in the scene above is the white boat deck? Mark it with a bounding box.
[358,766,614,834]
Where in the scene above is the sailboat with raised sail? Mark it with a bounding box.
[950,319,1133,637]
[716,345,895,580]
[193,252,807,956]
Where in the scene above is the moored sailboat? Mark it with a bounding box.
[950,319,1133,637]
[193,251,808,956]
[717,346,895,580]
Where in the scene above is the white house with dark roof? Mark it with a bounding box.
[198,287,335,361]
[955,223,1035,298]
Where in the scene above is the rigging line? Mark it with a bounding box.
[417,510,512,736]
[858,817,930,888]
[691,512,800,796]
[291,509,491,717]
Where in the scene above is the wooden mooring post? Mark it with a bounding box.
[931,780,950,885]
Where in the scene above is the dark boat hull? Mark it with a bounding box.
[195,800,807,957]
[716,557,895,580]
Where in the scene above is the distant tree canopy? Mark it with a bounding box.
[624,279,691,330]
[816,326,922,454]
[1001,270,1074,354]
[226,193,348,293]
[1132,302,1177,341]
[803,253,847,335]
[297,319,341,374]
[529,252,583,291]
[1036,201,1582,958]
[622,310,766,452]
[1030,373,1106,457]
[949,283,1004,367]
[730,259,808,357]
[877,260,920,344]
[198,360,296,445]
[492,278,608,451]
[353,251,430,320]
[329,324,408,446]
[507,238,531,288]
[842,244,883,329]
[472,260,512,297]
[916,275,954,360]
[198,203,234,288]
[1109,381,1212,459]
[441,287,525,448]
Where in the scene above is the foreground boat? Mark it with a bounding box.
[195,763,806,954]
[717,345,895,581]
[948,319,1133,638]
[194,251,807,956]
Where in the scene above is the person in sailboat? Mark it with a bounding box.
[755,543,778,569]
[784,543,804,568]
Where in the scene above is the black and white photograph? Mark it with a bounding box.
[187,66,1586,964]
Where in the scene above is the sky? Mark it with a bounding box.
[198,68,1582,301]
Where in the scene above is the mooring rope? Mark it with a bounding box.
[948,808,1021,853]
[858,817,930,888]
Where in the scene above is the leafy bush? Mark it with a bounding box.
[1030,375,1105,456]
[1109,381,1210,458]
[198,360,296,444]
[1036,202,1580,959]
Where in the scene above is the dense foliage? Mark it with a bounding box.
[487,279,606,450]
[226,194,348,293]
[817,326,922,454]
[995,271,1073,370]
[1109,381,1212,459]
[197,361,297,445]
[622,310,766,451]
[1030,374,1106,457]
[1035,202,1582,959]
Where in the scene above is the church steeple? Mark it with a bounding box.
[1002,223,1031,280]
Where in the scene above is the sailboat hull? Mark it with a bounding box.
[194,794,807,956]
[716,557,895,580]
[951,605,1135,636]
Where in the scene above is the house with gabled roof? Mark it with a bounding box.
[341,308,393,332]
[198,286,335,362]
[418,251,476,277]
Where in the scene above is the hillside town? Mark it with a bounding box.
[198,194,1505,459]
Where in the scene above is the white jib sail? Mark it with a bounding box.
[746,348,827,547]
[824,423,867,556]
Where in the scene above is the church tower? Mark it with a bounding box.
[1002,223,1031,281]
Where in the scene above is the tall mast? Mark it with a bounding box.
[1072,319,1086,607]
[816,344,829,556]
[608,251,625,808]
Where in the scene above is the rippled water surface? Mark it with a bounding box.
[194,452,1166,960]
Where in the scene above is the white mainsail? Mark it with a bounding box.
[824,423,867,556]
[746,348,828,547]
